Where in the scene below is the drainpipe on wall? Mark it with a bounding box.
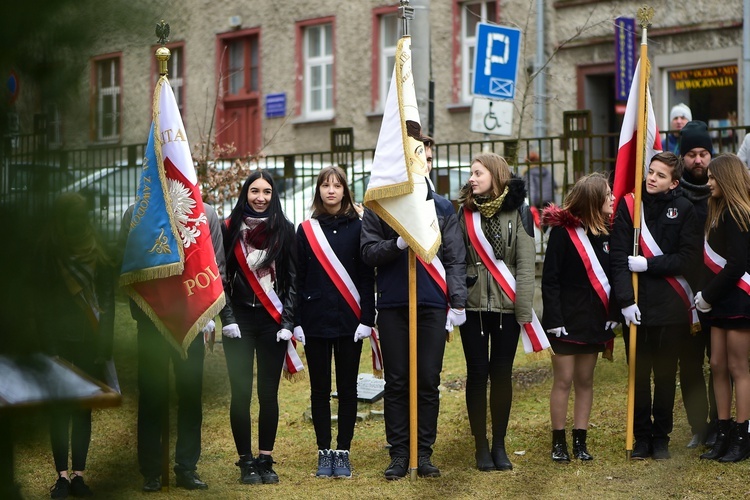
[534,0,547,143]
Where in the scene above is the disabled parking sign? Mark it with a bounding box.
[472,23,521,100]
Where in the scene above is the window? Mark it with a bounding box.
[168,45,185,114]
[296,19,335,120]
[456,1,497,104]
[374,11,401,112]
[92,55,121,141]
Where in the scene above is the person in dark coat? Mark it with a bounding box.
[611,152,702,460]
[38,192,115,499]
[694,154,750,462]
[361,164,467,480]
[678,120,716,449]
[296,166,375,478]
[541,173,616,463]
[122,202,229,492]
[221,170,297,485]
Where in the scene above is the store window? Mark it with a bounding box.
[667,64,738,142]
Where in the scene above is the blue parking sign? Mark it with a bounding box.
[472,23,521,100]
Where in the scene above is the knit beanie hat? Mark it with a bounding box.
[679,120,713,156]
[670,103,692,122]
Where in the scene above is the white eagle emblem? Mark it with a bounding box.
[168,178,207,248]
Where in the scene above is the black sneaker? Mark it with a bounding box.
[236,456,262,485]
[631,440,650,460]
[332,450,352,478]
[417,456,441,478]
[50,476,70,499]
[315,450,333,478]
[652,440,671,460]
[69,475,93,497]
[256,454,279,484]
[175,470,208,490]
[141,476,161,493]
[384,456,408,480]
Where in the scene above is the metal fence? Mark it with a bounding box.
[3,122,748,252]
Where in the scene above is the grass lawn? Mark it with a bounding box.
[11,296,750,499]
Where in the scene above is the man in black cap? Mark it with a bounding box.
[678,120,717,450]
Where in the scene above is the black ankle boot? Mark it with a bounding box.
[474,437,496,471]
[491,438,512,471]
[719,420,750,463]
[701,419,731,460]
[551,429,570,462]
[572,428,593,461]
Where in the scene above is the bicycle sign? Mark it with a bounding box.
[470,97,513,136]
[472,23,521,100]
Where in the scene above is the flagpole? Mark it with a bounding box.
[626,6,654,460]
[397,0,420,482]
[155,21,172,489]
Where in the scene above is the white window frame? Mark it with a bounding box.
[460,1,495,104]
[379,13,400,112]
[96,58,120,141]
[168,46,184,114]
[303,23,334,120]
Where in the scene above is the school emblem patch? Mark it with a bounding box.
[603,241,610,253]
[666,207,678,219]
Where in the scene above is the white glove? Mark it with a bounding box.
[447,308,466,328]
[396,236,408,250]
[621,304,642,326]
[546,326,568,338]
[202,320,216,347]
[293,325,306,345]
[695,291,712,313]
[354,324,372,342]
[222,323,241,339]
[276,328,293,342]
[605,321,620,331]
[628,256,648,273]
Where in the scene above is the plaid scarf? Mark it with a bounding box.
[241,217,276,290]
[475,186,509,260]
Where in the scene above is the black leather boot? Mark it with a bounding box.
[474,437,496,471]
[572,428,593,460]
[551,429,570,462]
[491,438,512,471]
[701,419,731,460]
[719,420,750,462]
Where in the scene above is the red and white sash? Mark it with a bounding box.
[703,240,750,295]
[565,226,610,312]
[625,195,699,326]
[233,241,304,376]
[301,219,384,373]
[417,255,448,300]
[464,208,550,353]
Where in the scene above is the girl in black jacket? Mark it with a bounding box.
[695,154,750,462]
[542,173,615,462]
[296,166,375,478]
[222,170,297,484]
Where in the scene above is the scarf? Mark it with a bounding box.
[241,216,276,291]
[680,175,711,204]
[475,186,509,260]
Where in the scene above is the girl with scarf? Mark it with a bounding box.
[295,166,375,478]
[39,192,115,499]
[695,154,750,462]
[222,170,297,484]
[541,173,616,462]
[457,153,535,471]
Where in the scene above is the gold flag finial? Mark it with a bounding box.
[637,6,654,29]
[155,20,171,76]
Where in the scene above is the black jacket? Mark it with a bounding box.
[541,206,614,345]
[611,186,701,326]
[296,213,375,338]
[703,211,750,319]
[360,200,467,310]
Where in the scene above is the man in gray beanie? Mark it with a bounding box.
[666,103,692,154]
[678,119,717,451]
